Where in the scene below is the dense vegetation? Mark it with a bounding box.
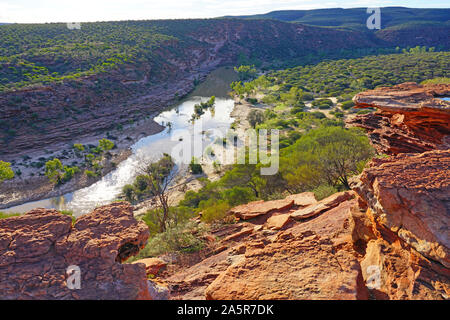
[39,138,115,184]
[0,22,177,91]
[232,51,450,100]
[1,12,448,93]
[230,7,450,30]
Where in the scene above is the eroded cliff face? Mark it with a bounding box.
[348,82,449,299]
[0,202,150,300]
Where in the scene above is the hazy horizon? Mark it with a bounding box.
[0,0,449,24]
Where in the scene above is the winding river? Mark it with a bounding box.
[3,68,238,216]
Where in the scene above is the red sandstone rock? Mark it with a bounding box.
[351,205,449,300]
[230,198,294,220]
[133,258,167,276]
[352,150,450,268]
[0,202,150,300]
[166,249,232,300]
[285,192,317,207]
[349,82,450,154]
[265,214,291,230]
[290,191,354,220]
[221,227,254,243]
[205,199,368,300]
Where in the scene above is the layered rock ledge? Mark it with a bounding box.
[348,82,450,154]
[0,202,150,300]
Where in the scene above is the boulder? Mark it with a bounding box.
[205,199,368,300]
[352,150,450,268]
[0,202,150,300]
[265,214,291,230]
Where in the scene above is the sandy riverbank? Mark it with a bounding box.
[0,148,132,210]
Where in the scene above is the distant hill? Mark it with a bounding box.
[223,7,450,30]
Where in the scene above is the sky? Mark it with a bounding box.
[0,0,448,23]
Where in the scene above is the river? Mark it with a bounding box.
[3,67,238,216]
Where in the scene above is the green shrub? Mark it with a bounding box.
[246,97,258,105]
[85,169,97,178]
[0,211,20,219]
[130,221,206,260]
[73,143,85,152]
[312,98,333,108]
[312,184,338,200]
[247,109,264,128]
[189,157,203,174]
[44,158,63,184]
[0,161,14,183]
[318,103,332,109]
[340,100,355,110]
[200,201,231,223]
[98,138,114,152]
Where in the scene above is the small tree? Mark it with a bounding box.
[132,154,177,233]
[247,109,264,128]
[45,158,64,184]
[189,157,203,174]
[0,161,14,183]
[73,143,85,152]
[234,65,257,81]
[98,138,114,152]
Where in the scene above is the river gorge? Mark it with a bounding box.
[2,67,238,216]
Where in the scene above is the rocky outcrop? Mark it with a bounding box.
[205,199,368,300]
[156,82,449,300]
[352,150,449,267]
[348,82,450,154]
[347,82,450,300]
[291,191,353,220]
[0,202,150,300]
[230,198,295,220]
[163,192,360,300]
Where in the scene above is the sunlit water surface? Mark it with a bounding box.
[4,97,235,216]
